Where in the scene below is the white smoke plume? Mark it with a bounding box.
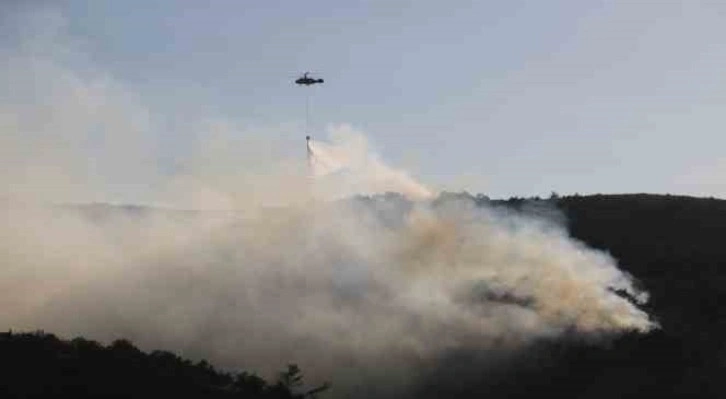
[0,6,656,398]
[307,128,435,201]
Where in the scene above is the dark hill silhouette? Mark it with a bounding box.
[412,193,726,398]
[553,194,726,398]
[0,330,329,399]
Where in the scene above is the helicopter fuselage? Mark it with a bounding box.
[295,77,324,85]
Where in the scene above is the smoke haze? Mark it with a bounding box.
[1,7,656,398]
[307,129,434,201]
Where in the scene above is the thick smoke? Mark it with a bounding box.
[0,7,656,398]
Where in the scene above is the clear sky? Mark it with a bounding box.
[5,1,726,199]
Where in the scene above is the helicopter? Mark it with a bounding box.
[295,72,324,86]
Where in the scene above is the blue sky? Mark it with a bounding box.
[6,1,726,199]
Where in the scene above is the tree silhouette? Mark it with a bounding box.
[0,330,329,399]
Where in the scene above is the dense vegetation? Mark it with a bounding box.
[552,194,726,398]
[2,193,725,398]
[415,193,726,398]
[0,331,328,399]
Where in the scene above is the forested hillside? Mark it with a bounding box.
[0,331,328,399]
[432,193,726,398]
[2,194,725,398]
